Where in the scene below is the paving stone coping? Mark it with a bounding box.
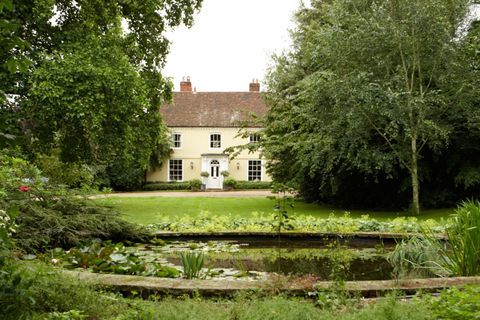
[63,270,479,298]
[155,231,440,239]
[154,231,447,247]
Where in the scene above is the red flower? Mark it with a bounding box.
[19,185,29,192]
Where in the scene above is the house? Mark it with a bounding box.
[146,77,271,189]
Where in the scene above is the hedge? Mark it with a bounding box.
[235,181,272,190]
[143,182,190,191]
[143,180,272,191]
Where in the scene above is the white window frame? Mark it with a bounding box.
[172,133,182,149]
[209,133,222,149]
[168,159,183,182]
[247,160,262,181]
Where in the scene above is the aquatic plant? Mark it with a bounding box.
[389,200,480,277]
[180,251,205,279]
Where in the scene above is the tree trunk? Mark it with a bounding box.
[411,137,420,215]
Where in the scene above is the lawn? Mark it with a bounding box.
[93,196,454,225]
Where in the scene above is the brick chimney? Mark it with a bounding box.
[180,76,192,92]
[249,79,260,92]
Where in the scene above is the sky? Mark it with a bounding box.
[163,0,305,92]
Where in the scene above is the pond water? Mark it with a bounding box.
[132,240,393,281]
[39,239,401,281]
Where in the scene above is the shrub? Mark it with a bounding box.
[223,177,238,190]
[235,180,272,190]
[13,195,150,252]
[35,152,95,189]
[188,179,202,191]
[0,262,135,320]
[0,154,149,252]
[220,170,230,177]
[430,285,480,320]
[200,171,209,178]
[143,182,190,191]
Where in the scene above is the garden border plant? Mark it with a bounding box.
[388,200,480,278]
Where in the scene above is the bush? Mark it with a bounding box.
[220,170,230,177]
[143,182,190,191]
[223,177,238,190]
[0,154,149,252]
[13,195,150,252]
[35,152,95,189]
[188,179,202,191]
[235,181,272,190]
[430,285,480,320]
[0,262,135,320]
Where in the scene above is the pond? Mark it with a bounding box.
[37,238,399,282]
[134,240,392,281]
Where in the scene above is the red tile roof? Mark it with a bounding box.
[160,92,268,127]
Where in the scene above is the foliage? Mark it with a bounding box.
[2,261,480,320]
[143,181,191,191]
[1,0,202,189]
[188,179,203,191]
[0,208,17,251]
[149,211,445,234]
[0,261,141,320]
[26,32,171,190]
[389,200,480,277]
[429,285,480,320]
[220,170,230,177]
[0,154,149,252]
[235,181,272,190]
[180,251,205,279]
[443,200,480,276]
[35,152,95,189]
[13,195,150,252]
[44,241,179,278]
[263,0,478,211]
[200,171,210,178]
[270,183,295,233]
[387,236,448,278]
[223,177,238,190]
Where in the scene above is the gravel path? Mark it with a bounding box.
[92,190,273,198]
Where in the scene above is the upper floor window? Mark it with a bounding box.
[210,134,221,148]
[172,133,181,148]
[249,134,261,143]
[248,160,262,181]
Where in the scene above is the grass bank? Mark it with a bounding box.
[5,261,480,320]
[93,197,453,225]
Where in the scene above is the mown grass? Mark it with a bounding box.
[93,197,453,225]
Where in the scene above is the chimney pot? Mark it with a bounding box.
[180,76,192,92]
[249,79,260,92]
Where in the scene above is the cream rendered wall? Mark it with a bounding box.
[146,127,271,182]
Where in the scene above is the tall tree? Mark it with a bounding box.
[0,0,201,188]
[265,0,471,213]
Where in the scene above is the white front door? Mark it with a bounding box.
[207,160,222,189]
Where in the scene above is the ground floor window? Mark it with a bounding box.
[248,160,262,181]
[169,159,183,181]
